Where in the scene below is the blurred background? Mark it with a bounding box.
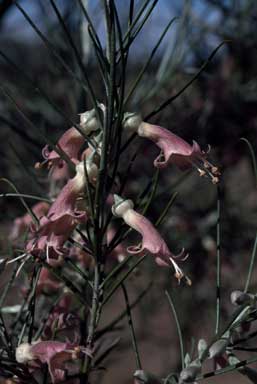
[0,1,257,383]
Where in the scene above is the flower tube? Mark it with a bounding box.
[112,194,190,284]
[16,341,91,383]
[123,113,220,183]
[27,159,98,259]
[36,108,100,173]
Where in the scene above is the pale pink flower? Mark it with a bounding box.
[16,341,91,383]
[123,113,220,183]
[27,161,97,259]
[112,195,190,284]
[41,127,84,167]
[36,109,100,177]
[26,232,72,260]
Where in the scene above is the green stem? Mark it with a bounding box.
[145,41,229,120]
[244,232,257,293]
[197,355,257,381]
[0,193,51,202]
[102,255,146,306]
[121,283,142,369]
[215,185,221,335]
[81,263,100,381]
[96,282,152,338]
[165,290,185,369]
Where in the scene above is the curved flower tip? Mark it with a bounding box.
[39,161,89,227]
[140,122,220,183]
[26,233,70,261]
[27,162,93,260]
[37,127,84,172]
[36,108,100,176]
[123,113,220,184]
[112,195,190,284]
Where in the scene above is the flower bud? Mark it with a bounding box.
[75,155,98,188]
[197,338,208,360]
[16,343,34,363]
[184,353,191,368]
[208,337,229,359]
[179,364,201,383]
[123,112,142,132]
[112,194,134,217]
[80,108,100,135]
[230,290,255,306]
[134,370,162,384]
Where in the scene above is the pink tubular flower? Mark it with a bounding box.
[112,195,190,284]
[36,108,100,174]
[16,341,91,383]
[27,160,98,259]
[41,127,84,167]
[123,113,220,184]
[26,232,73,260]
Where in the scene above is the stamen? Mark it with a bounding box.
[198,168,206,177]
[46,244,50,263]
[169,258,183,281]
[7,253,27,264]
[211,176,219,185]
[204,160,220,175]
[201,160,220,183]
[189,160,207,178]
[34,159,49,169]
[193,155,220,183]
[211,166,220,175]
[15,255,31,277]
[169,257,191,286]
[34,162,42,169]
[47,161,53,169]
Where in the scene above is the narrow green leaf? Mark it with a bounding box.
[122,283,142,369]
[166,290,185,369]
[145,41,229,120]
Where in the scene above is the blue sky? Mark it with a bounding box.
[1,0,222,57]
